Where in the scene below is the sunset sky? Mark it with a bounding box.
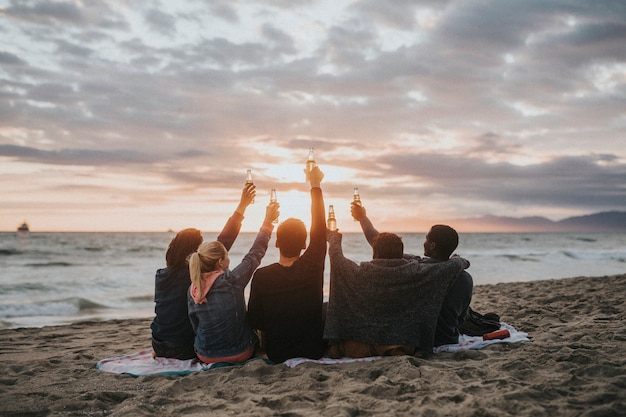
[1,0,625,232]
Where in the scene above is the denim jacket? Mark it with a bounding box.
[188,225,272,359]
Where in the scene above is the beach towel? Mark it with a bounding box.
[433,322,529,353]
[97,324,529,375]
[284,355,384,368]
[96,350,384,375]
[287,323,529,366]
[96,350,270,376]
[285,323,530,368]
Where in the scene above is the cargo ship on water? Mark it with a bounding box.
[17,221,30,236]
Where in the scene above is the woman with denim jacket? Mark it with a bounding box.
[187,201,279,363]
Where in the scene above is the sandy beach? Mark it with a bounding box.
[1,274,624,416]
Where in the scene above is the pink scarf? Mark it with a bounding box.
[190,270,223,304]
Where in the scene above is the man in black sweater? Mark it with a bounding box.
[247,166,328,363]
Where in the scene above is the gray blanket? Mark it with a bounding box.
[324,233,468,352]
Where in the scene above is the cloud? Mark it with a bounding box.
[208,2,239,23]
[261,23,296,54]
[0,51,28,66]
[350,0,450,30]
[0,0,624,230]
[55,39,96,58]
[0,144,162,165]
[145,8,177,35]
[3,0,85,24]
[373,151,626,210]
[2,0,128,30]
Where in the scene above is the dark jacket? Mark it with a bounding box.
[150,212,244,347]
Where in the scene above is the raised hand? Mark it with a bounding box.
[264,201,280,225]
[351,202,366,221]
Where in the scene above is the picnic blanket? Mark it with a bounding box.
[96,350,385,375]
[433,322,530,353]
[96,351,270,376]
[96,323,528,376]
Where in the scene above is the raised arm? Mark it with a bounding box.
[351,202,379,247]
[217,183,256,250]
[326,229,358,276]
[229,201,279,288]
[305,166,326,258]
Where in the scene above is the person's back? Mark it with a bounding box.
[423,225,473,346]
[248,166,327,363]
[247,249,327,362]
[151,228,204,360]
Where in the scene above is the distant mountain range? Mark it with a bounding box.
[448,211,626,232]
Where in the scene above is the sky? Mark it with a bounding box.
[1,0,625,232]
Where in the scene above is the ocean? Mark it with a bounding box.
[1,231,625,329]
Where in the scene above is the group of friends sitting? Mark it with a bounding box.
[150,165,473,364]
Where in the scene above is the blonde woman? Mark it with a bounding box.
[187,201,279,364]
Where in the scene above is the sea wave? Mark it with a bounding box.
[25,261,77,267]
[127,294,154,302]
[496,254,540,262]
[0,297,109,319]
[84,246,105,252]
[573,237,597,242]
[562,251,579,259]
[0,282,50,295]
[128,245,164,253]
[0,248,22,256]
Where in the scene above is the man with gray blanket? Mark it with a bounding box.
[351,203,473,347]
[324,230,470,358]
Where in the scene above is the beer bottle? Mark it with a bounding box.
[327,205,337,231]
[353,187,362,206]
[270,188,278,223]
[306,147,316,172]
[246,169,255,204]
[352,187,361,221]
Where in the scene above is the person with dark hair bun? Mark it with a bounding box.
[150,183,256,360]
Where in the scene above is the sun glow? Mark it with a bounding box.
[261,163,356,184]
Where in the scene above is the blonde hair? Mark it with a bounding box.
[188,241,227,295]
